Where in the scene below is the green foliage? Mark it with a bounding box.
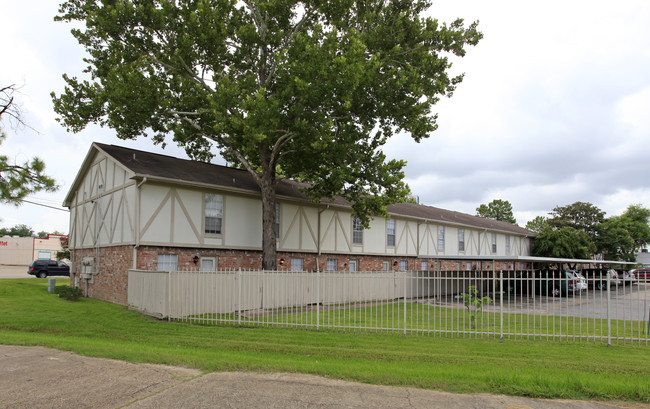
[0,223,34,237]
[461,285,492,329]
[531,226,596,259]
[596,205,650,261]
[525,216,548,233]
[548,202,605,241]
[54,285,83,301]
[1,85,58,205]
[52,0,482,268]
[475,199,517,224]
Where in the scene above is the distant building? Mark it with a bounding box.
[0,234,67,267]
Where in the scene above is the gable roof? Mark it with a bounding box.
[64,143,535,237]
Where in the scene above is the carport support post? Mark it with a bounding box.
[499,271,504,343]
[403,271,407,338]
[607,273,611,347]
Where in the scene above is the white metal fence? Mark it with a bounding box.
[127,269,650,345]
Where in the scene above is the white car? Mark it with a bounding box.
[568,271,588,291]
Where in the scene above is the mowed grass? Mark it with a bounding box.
[207,300,650,341]
[1,278,648,403]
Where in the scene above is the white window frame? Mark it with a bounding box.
[437,226,445,251]
[506,235,511,255]
[458,228,465,252]
[491,233,497,253]
[291,257,304,271]
[383,261,390,271]
[200,257,217,272]
[399,260,408,271]
[326,258,337,271]
[348,260,358,272]
[157,254,178,271]
[204,193,223,235]
[421,261,428,271]
[386,219,395,247]
[352,216,363,245]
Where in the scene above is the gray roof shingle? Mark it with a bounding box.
[93,143,535,237]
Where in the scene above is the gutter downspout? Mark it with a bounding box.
[133,177,147,269]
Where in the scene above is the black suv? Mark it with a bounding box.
[27,260,70,278]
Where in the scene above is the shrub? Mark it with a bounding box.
[55,285,83,301]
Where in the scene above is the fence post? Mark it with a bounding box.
[404,271,406,337]
[500,270,504,343]
[238,268,242,327]
[167,270,171,322]
[606,272,611,347]
[317,269,320,331]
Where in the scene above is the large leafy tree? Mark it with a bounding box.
[595,204,650,261]
[547,201,605,242]
[475,199,517,224]
[531,226,596,260]
[52,0,482,269]
[1,84,57,206]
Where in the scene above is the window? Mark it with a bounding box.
[506,235,511,254]
[458,228,465,251]
[200,257,217,272]
[352,216,363,245]
[383,261,390,271]
[437,226,445,251]
[386,219,395,247]
[399,260,408,271]
[291,257,304,271]
[349,260,358,272]
[157,254,178,271]
[205,193,223,234]
[466,262,472,271]
[421,261,428,271]
[491,233,497,253]
[276,203,281,239]
[326,258,338,271]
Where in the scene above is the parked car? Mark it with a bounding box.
[27,260,70,278]
[568,270,588,291]
[620,271,637,286]
[506,270,578,297]
[630,268,650,281]
[583,268,620,290]
[537,270,579,297]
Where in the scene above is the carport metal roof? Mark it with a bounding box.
[425,255,636,265]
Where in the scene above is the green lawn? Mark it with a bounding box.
[1,278,648,403]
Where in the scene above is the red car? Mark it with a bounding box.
[630,268,650,281]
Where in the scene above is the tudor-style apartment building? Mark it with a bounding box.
[64,143,535,305]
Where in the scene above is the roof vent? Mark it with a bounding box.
[133,153,136,160]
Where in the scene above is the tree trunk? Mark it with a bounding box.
[260,166,277,271]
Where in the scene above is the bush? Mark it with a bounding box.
[54,285,83,301]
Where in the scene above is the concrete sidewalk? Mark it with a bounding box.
[1,345,647,409]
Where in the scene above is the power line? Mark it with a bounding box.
[19,199,69,212]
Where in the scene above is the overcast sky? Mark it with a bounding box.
[2,0,649,234]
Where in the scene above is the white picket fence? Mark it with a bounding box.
[127,269,650,345]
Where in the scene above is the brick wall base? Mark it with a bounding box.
[71,245,524,305]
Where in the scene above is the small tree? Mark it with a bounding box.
[461,285,492,329]
[476,199,517,224]
[1,84,57,206]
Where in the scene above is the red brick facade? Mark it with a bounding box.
[71,246,520,305]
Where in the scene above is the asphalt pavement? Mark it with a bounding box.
[1,345,647,409]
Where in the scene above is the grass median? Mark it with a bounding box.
[1,278,648,403]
